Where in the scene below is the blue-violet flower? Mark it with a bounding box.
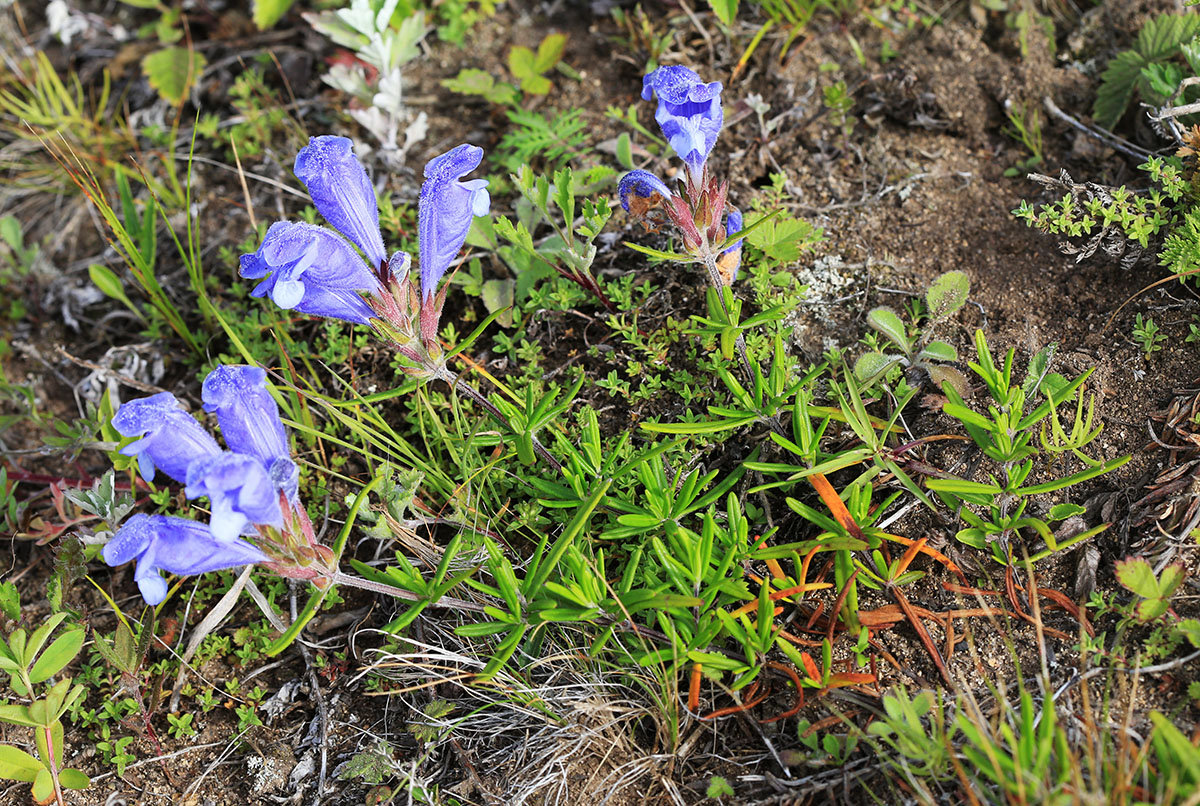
[293,135,388,269]
[185,452,283,542]
[240,221,382,325]
[201,365,298,498]
[103,514,268,606]
[617,170,673,213]
[417,144,490,301]
[642,66,724,179]
[112,392,221,484]
[716,207,743,284]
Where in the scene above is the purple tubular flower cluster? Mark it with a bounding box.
[103,514,268,606]
[641,66,724,178]
[617,170,673,212]
[240,136,384,325]
[107,364,298,604]
[241,136,493,343]
[112,392,221,483]
[417,144,490,301]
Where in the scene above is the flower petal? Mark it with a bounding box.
[642,66,724,175]
[111,392,221,484]
[104,514,268,606]
[241,221,381,324]
[185,451,283,540]
[717,207,743,284]
[618,170,672,212]
[293,135,387,268]
[724,207,743,253]
[418,144,490,301]
[201,366,292,486]
[102,514,155,567]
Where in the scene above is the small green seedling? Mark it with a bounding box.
[855,270,970,393]
[1132,313,1168,359]
[1114,558,1185,622]
[0,613,90,805]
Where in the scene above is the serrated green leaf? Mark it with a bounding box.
[744,214,821,263]
[252,0,296,29]
[1158,563,1186,598]
[1137,13,1200,61]
[1094,51,1149,130]
[142,47,208,105]
[1178,618,1200,649]
[0,582,17,621]
[1094,14,1200,129]
[1115,557,1159,600]
[1137,599,1171,621]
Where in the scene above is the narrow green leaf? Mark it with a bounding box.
[623,241,696,262]
[1013,454,1130,495]
[23,614,67,669]
[524,480,611,596]
[708,0,738,26]
[28,628,84,684]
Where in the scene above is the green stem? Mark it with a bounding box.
[329,571,487,613]
[701,253,755,380]
[432,366,565,474]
